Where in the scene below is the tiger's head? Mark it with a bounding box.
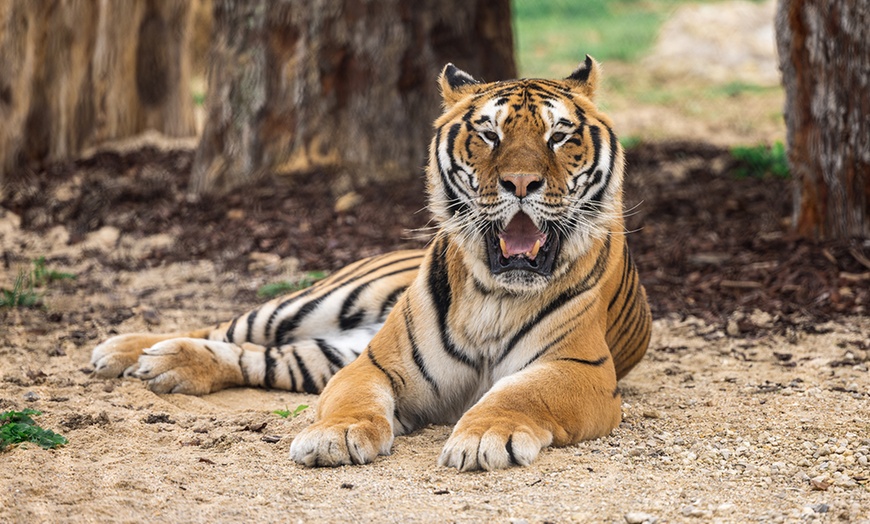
[426,56,624,294]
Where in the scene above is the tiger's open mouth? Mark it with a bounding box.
[486,212,560,276]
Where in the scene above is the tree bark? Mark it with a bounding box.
[0,0,197,187]
[775,0,870,239]
[191,0,515,194]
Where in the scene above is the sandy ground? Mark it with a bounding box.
[1,206,869,524]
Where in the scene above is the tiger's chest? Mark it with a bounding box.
[450,288,550,369]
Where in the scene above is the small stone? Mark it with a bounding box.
[23,391,39,402]
[334,192,363,213]
[810,475,831,491]
[142,309,161,326]
[810,503,829,514]
[625,512,658,524]
[680,505,708,518]
[726,319,740,337]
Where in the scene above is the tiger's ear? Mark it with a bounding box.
[439,63,481,107]
[565,55,600,99]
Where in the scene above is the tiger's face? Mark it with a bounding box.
[427,56,624,294]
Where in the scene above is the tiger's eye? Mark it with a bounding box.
[483,131,499,143]
[549,132,567,144]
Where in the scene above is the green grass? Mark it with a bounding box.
[0,271,41,308]
[31,257,77,286]
[0,258,77,309]
[0,409,68,451]
[257,271,328,299]
[512,0,688,77]
[273,405,309,419]
[731,141,790,179]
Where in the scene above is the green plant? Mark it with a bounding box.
[731,141,790,179]
[0,270,41,308]
[257,271,328,299]
[31,257,77,286]
[0,409,68,451]
[273,404,309,419]
[1,258,77,309]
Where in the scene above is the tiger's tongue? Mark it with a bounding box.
[499,212,546,260]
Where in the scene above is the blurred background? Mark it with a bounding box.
[513,0,783,146]
[0,0,866,325]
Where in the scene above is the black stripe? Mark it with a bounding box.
[614,306,650,367]
[367,350,400,393]
[516,302,593,371]
[314,338,347,370]
[496,234,612,365]
[471,276,491,295]
[245,309,258,343]
[226,317,240,343]
[338,267,419,330]
[403,304,439,395]
[608,263,638,334]
[287,349,298,392]
[264,347,276,389]
[378,286,408,320]
[427,235,479,371]
[237,348,249,385]
[608,244,632,311]
[442,123,474,213]
[556,355,609,366]
[583,127,618,207]
[294,349,319,394]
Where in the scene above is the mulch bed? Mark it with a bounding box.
[3,142,868,330]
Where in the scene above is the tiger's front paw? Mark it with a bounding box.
[132,338,244,395]
[438,415,553,471]
[290,416,394,467]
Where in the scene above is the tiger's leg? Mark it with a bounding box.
[288,350,397,466]
[90,250,423,389]
[130,325,377,395]
[439,341,621,471]
[289,310,433,467]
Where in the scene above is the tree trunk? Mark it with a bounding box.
[775,0,870,239]
[0,0,197,187]
[191,0,515,194]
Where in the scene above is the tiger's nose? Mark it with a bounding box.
[499,174,543,198]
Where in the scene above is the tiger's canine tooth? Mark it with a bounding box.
[499,237,508,258]
[529,239,541,259]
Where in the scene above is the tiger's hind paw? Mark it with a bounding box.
[290,417,393,467]
[132,338,244,395]
[91,334,160,378]
[438,417,552,471]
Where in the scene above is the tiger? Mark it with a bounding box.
[90,56,651,471]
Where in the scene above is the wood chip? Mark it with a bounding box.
[720,280,763,289]
[840,271,870,282]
